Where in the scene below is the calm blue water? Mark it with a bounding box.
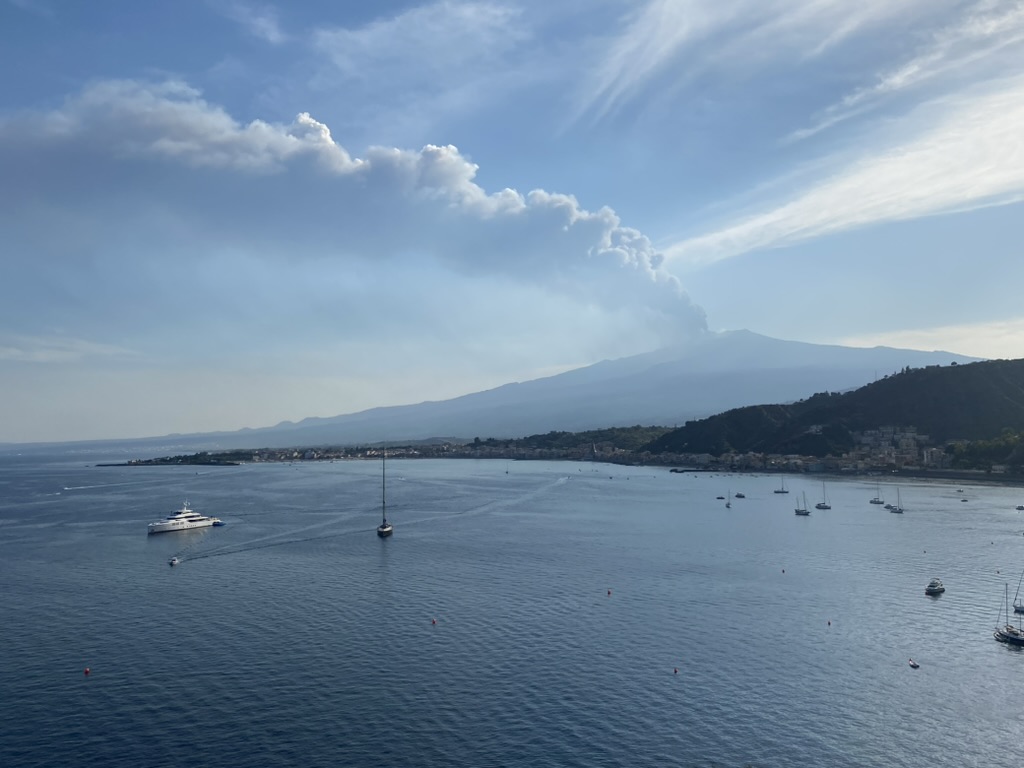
[3,453,1024,767]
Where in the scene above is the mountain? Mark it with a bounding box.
[5,330,979,455]
[98,330,976,452]
[646,357,1024,458]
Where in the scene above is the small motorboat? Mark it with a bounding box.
[925,578,945,595]
[1016,505,1024,511]
[908,658,919,669]
[168,557,179,567]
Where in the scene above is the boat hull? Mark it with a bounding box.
[995,626,1024,645]
[376,524,393,538]
[148,519,220,534]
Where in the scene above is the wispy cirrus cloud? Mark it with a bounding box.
[572,0,931,124]
[0,334,135,364]
[312,1,524,85]
[665,74,1024,265]
[307,1,535,145]
[790,0,1024,141]
[216,1,287,44]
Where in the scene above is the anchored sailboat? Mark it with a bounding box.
[869,483,885,505]
[889,487,904,514]
[995,583,1024,645]
[795,492,810,516]
[376,447,393,538]
[815,482,831,510]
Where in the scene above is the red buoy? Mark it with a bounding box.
[673,668,678,674]
[84,668,90,676]
[431,618,437,625]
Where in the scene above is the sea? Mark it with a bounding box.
[3,450,1024,768]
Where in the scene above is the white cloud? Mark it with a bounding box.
[13,79,358,172]
[665,75,1024,265]
[312,1,524,84]
[303,1,539,148]
[217,1,287,44]
[573,0,932,123]
[790,0,1024,141]
[0,334,135,363]
[0,78,707,346]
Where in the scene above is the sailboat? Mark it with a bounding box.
[815,481,831,510]
[1013,570,1024,615]
[774,476,789,494]
[795,492,810,515]
[376,447,393,538]
[994,583,1024,645]
[869,483,885,505]
[726,489,731,508]
[889,487,904,514]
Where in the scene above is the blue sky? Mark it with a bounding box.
[2,0,1023,443]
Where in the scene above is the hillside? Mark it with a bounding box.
[645,358,1024,458]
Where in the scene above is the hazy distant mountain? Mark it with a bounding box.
[152,330,978,450]
[12,330,979,455]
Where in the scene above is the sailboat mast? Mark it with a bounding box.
[382,446,387,523]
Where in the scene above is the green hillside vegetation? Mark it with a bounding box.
[947,430,1024,470]
[645,359,1024,464]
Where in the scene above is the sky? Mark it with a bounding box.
[2,0,1024,443]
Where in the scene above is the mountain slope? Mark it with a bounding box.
[12,330,978,452]
[202,331,977,448]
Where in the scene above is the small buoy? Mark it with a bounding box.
[607,589,612,596]
[673,668,678,674]
[431,618,437,625]
[781,569,785,574]
[827,620,831,626]
[84,668,90,676]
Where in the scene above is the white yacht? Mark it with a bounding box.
[147,501,223,534]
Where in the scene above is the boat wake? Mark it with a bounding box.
[173,511,374,564]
